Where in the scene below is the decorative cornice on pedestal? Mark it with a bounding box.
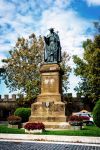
[40,63,64,74]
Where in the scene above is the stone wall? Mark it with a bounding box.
[0,93,90,121]
[63,93,92,118]
[0,94,17,120]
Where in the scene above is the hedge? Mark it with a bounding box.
[14,107,31,122]
[93,100,100,128]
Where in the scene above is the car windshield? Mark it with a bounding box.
[78,113,92,118]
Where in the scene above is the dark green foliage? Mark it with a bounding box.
[93,100,100,128]
[0,68,5,76]
[0,68,5,83]
[14,107,31,122]
[73,34,100,107]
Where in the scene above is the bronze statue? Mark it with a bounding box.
[44,28,61,63]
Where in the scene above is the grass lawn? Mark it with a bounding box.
[41,126,100,137]
[0,124,100,136]
[0,124,25,134]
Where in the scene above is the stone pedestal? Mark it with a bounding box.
[29,64,69,129]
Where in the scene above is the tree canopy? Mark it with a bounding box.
[2,33,71,100]
[73,29,100,106]
[2,34,44,100]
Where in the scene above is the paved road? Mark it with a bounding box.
[0,141,100,150]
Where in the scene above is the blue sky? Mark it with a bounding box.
[0,0,100,97]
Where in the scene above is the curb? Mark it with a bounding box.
[0,134,100,145]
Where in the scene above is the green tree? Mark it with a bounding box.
[93,100,100,128]
[0,68,5,83]
[61,51,71,93]
[2,34,44,100]
[73,32,100,108]
[2,33,71,100]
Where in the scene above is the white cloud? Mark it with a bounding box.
[0,0,16,21]
[39,7,92,59]
[35,7,93,94]
[43,0,72,6]
[84,0,100,6]
[54,0,72,8]
[0,0,94,95]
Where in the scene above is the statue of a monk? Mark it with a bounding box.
[44,28,61,63]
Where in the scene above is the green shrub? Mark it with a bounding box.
[93,100,100,128]
[14,107,31,122]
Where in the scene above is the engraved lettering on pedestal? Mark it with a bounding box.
[42,77,56,93]
[49,78,55,92]
[50,79,55,84]
[42,77,49,93]
[44,79,49,84]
